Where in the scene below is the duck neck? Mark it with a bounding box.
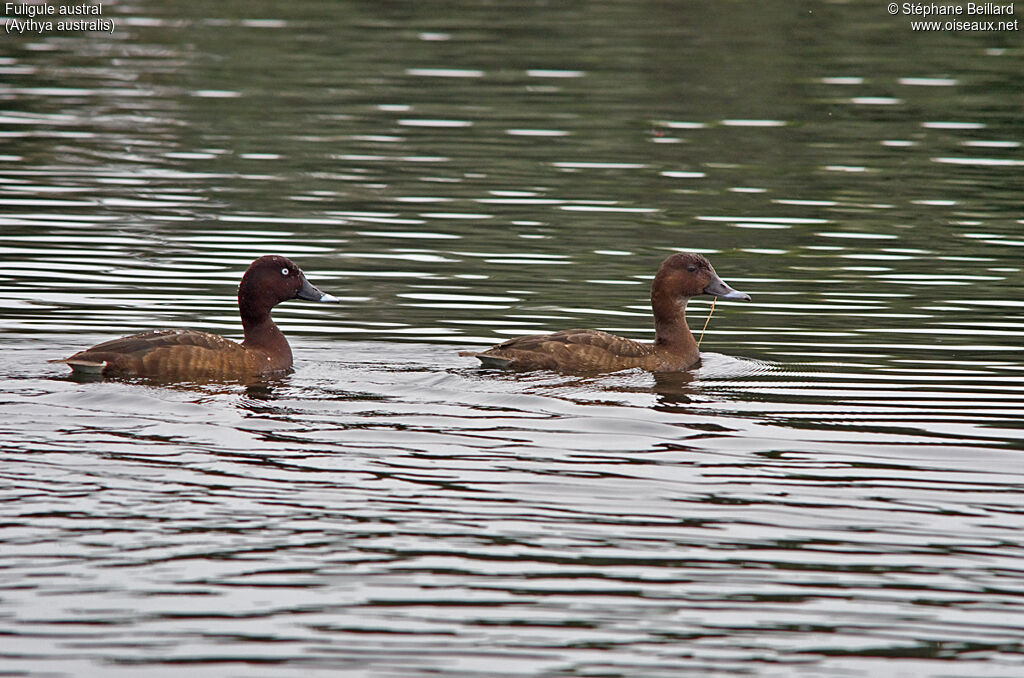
[652,292,698,358]
[240,302,292,364]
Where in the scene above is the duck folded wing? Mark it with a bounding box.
[71,329,220,353]
[462,329,656,371]
[499,329,653,356]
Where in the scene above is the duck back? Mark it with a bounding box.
[462,328,669,372]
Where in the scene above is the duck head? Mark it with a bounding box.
[238,255,339,322]
[653,252,751,303]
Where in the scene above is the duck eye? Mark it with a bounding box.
[687,265,697,272]
[281,267,290,276]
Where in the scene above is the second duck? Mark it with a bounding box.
[461,252,750,373]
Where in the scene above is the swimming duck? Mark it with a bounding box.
[54,255,338,380]
[461,252,750,373]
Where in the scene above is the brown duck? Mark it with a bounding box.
[53,255,338,380]
[461,252,750,373]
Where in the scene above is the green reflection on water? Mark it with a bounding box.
[0,0,1020,365]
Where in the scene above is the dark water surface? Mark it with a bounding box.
[1,1,1023,676]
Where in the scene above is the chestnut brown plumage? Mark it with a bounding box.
[461,252,750,373]
[53,255,338,381]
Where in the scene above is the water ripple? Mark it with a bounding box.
[2,3,1024,675]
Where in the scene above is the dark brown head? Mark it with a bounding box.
[237,255,338,324]
[652,252,751,303]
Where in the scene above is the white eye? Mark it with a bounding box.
[281,267,290,276]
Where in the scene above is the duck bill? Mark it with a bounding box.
[297,276,340,303]
[704,274,751,301]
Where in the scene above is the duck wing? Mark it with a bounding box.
[462,329,656,372]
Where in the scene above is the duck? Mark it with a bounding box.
[53,255,339,380]
[460,252,750,373]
